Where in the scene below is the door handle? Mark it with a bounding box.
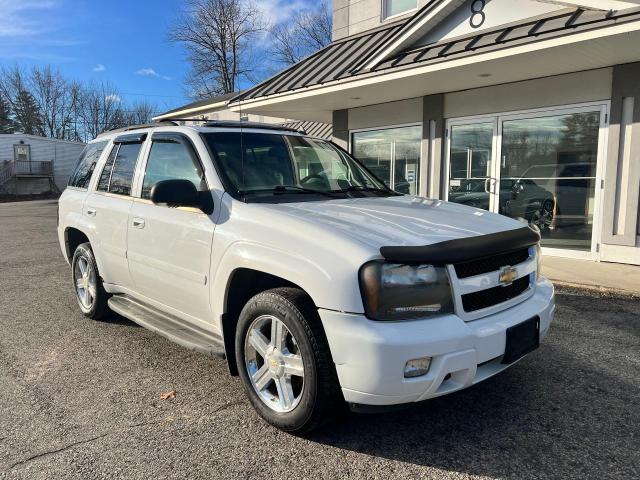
[132,218,145,229]
[86,208,96,217]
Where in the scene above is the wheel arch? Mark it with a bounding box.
[64,227,90,261]
[221,268,318,376]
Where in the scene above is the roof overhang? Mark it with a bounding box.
[229,20,640,123]
[153,99,230,121]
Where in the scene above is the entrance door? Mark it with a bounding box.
[446,120,497,212]
[447,104,607,256]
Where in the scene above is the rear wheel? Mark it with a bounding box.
[235,288,342,433]
[71,243,110,320]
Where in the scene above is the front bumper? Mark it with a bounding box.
[319,278,555,406]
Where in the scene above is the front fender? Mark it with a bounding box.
[211,240,365,327]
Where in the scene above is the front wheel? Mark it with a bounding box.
[71,243,110,320]
[235,288,342,433]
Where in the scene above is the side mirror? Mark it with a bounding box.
[150,179,202,209]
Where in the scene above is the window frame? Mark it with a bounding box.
[138,132,213,209]
[94,133,147,197]
[382,0,419,21]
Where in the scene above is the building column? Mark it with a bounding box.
[602,62,640,247]
[332,109,349,151]
[421,94,445,199]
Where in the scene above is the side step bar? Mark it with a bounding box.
[108,295,225,358]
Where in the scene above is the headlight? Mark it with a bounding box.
[359,262,454,321]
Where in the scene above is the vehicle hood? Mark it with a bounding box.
[258,195,524,252]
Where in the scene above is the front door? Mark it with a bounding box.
[127,133,215,322]
[447,104,607,256]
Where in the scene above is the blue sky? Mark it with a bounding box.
[0,0,316,114]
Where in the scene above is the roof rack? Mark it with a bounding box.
[97,121,178,138]
[161,118,306,134]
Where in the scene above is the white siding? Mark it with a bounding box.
[0,134,85,191]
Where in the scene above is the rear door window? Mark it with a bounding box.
[96,136,145,196]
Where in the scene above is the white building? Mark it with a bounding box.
[213,0,640,266]
[0,134,85,195]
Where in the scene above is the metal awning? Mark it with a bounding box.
[234,6,640,105]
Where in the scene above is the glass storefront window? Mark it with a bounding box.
[500,112,600,251]
[352,125,422,195]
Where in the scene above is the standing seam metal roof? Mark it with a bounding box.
[235,6,640,103]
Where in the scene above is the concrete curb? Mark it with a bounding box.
[552,280,640,299]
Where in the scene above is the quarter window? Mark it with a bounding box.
[97,142,143,196]
[68,141,108,189]
[383,0,418,18]
[141,137,205,200]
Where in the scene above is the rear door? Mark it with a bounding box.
[126,132,215,322]
[84,134,146,288]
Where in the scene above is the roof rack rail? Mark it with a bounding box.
[97,120,179,138]
[160,118,306,134]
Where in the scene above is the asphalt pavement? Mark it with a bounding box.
[0,200,638,480]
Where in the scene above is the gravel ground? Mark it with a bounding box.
[0,200,638,480]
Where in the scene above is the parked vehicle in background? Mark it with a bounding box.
[58,121,555,432]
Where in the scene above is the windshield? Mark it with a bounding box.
[202,132,391,199]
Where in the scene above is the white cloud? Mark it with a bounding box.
[136,67,171,81]
[105,94,121,103]
[136,67,158,77]
[93,64,106,72]
[256,0,310,25]
[0,0,57,37]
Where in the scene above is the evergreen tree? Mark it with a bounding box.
[13,89,44,135]
[0,96,13,134]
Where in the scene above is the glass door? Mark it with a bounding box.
[446,121,497,212]
[352,125,422,195]
[498,110,602,251]
[447,104,607,256]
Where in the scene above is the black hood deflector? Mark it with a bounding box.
[380,226,541,265]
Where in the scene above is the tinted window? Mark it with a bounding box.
[69,141,108,189]
[96,142,142,195]
[109,143,142,196]
[142,138,205,200]
[97,145,118,192]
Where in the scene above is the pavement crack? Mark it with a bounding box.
[9,433,110,470]
[8,419,167,470]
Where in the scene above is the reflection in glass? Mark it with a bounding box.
[500,112,600,251]
[448,123,494,211]
[352,126,422,195]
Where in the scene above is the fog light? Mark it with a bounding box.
[404,357,432,378]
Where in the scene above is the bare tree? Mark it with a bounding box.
[30,66,81,140]
[125,100,157,126]
[77,82,127,140]
[270,1,332,66]
[169,0,267,98]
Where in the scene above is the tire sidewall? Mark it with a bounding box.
[71,243,101,317]
[235,294,319,432]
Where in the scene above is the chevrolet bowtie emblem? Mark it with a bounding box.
[499,266,518,286]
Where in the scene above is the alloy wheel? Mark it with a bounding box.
[244,315,305,413]
[74,255,97,310]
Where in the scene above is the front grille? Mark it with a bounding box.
[461,276,530,312]
[454,248,530,279]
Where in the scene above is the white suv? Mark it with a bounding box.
[58,122,555,432]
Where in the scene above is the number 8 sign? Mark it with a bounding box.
[470,0,486,28]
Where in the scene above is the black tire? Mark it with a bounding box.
[235,287,343,433]
[71,243,110,320]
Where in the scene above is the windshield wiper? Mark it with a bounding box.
[240,185,337,198]
[330,185,394,194]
